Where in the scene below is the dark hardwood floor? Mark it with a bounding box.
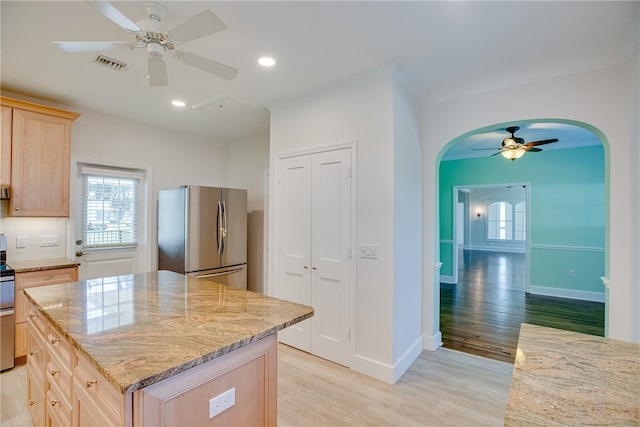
[440,249,605,363]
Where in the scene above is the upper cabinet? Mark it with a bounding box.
[0,97,80,217]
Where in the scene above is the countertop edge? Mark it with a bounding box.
[10,257,80,273]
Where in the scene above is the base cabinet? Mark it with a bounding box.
[28,310,278,427]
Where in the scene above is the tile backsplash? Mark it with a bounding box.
[0,204,69,261]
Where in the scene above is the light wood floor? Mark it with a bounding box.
[440,250,605,363]
[2,343,513,426]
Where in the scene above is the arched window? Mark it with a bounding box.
[487,201,526,241]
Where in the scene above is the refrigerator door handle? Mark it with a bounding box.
[217,201,223,257]
[221,200,227,256]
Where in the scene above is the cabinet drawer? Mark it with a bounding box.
[46,387,72,427]
[26,304,46,339]
[16,267,77,290]
[47,352,73,402]
[27,372,46,427]
[27,322,46,385]
[47,324,73,367]
[75,351,123,425]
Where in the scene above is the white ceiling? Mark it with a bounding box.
[1,1,638,154]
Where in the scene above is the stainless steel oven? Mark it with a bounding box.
[1,234,15,371]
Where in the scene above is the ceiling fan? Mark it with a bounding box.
[53,1,238,86]
[474,126,559,161]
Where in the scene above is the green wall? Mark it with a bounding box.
[439,145,605,296]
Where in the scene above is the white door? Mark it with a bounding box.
[275,148,351,366]
[72,163,147,280]
[310,149,351,365]
[275,155,312,351]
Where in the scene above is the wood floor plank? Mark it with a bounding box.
[440,249,605,363]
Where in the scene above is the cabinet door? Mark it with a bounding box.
[10,109,71,216]
[15,321,28,358]
[1,106,11,186]
[275,155,312,352]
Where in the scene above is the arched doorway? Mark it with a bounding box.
[435,119,609,362]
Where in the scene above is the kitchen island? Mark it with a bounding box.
[504,323,640,426]
[23,270,313,426]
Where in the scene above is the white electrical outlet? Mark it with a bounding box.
[568,270,576,278]
[209,387,235,418]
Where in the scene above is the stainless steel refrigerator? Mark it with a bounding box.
[158,185,247,289]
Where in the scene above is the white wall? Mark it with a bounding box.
[391,76,423,380]
[269,68,407,383]
[422,62,640,343]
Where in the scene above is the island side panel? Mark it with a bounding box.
[133,333,277,426]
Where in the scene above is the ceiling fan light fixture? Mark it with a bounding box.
[501,147,526,161]
[171,100,186,107]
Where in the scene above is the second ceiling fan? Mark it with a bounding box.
[475,126,559,161]
[54,1,238,86]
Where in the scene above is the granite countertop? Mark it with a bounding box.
[24,270,313,394]
[504,323,640,426]
[10,257,80,273]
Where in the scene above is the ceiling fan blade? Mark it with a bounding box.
[525,138,558,147]
[147,56,168,87]
[472,148,502,151]
[525,147,543,152]
[166,10,227,44]
[53,41,137,52]
[178,52,238,80]
[491,150,505,156]
[85,1,143,35]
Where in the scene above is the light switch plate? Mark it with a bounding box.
[360,244,378,259]
[16,236,26,248]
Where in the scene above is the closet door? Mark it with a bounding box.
[275,147,352,366]
[275,155,312,351]
[310,149,351,366]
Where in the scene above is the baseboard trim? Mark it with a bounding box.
[422,331,443,351]
[463,245,525,254]
[528,285,605,302]
[440,275,455,284]
[351,336,423,384]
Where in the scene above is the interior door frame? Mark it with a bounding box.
[271,140,357,366]
[451,182,531,292]
[69,156,153,279]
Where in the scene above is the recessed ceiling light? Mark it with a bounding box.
[171,100,186,107]
[258,56,276,67]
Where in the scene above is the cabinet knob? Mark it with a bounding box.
[50,338,60,344]
[86,380,98,388]
[28,312,36,318]
[29,350,38,356]
[29,400,38,406]
[51,369,60,376]
[50,400,61,407]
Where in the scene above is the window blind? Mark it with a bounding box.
[80,165,142,249]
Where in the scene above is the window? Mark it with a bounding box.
[487,201,526,241]
[81,166,142,249]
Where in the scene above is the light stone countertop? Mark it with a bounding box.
[24,270,313,394]
[504,323,640,426]
[9,257,80,273]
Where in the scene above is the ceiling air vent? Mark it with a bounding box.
[92,55,130,72]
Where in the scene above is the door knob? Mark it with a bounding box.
[75,250,85,257]
[75,239,83,245]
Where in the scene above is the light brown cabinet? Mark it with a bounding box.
[1,106,12,188]
[0,97,80,216]
[15,267,78,363]
[27,310,278,427]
